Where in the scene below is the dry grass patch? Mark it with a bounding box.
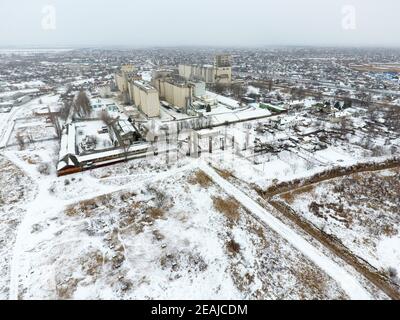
[160,251,208,274]
[382,224,398,237]
[65,205,79,217]
[79,199,98,216]
[80,250,104,277]
[218,169,234,179]
[212,196,240,222]
[295,264,329,299]
[280,192,295,203]
[55,277,80,300]
[248,223,269,249]
[188,170,212,188]
[120,191,137,202]
[64,194,115,217]
[226,239,241,255]
[280,185,315,204]
[230,267,255,294]
[147,207,165,220]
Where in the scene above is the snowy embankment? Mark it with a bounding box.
[199,162,372,300]
[285,167,400,279]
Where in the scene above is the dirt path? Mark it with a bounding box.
[260,158,400,198]
[259,159,400,300]
[268,199,400,300]
[200,162,372,300]
[210,158,400,299]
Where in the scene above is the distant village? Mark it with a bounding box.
[1,47,400,301]
[0,49,399,177]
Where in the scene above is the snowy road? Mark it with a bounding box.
[199,161,372,300]
[0,108,18,148]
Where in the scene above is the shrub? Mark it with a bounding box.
[148,186,168,208]
[188,170,212,188]
[16,131,25,150]
[37,162,51,175]
[388,267,398,282]
[226,239,241,255]
[212,196,240,222]
[147,207,165,220]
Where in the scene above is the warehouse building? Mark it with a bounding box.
[114,64,140,93]
[152,73,196,111]
[129,80,161,118]
[178,55,232,85]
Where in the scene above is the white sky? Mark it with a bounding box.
[0,0,399,47]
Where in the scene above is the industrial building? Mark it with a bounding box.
[114,64,140,93]
[115,65,217,117]
[153,77,192,111]
[128,80,161,118]
[57,119,148,176]
[114,65,161,118]
[178,54,232,85]
[152,70,211,112]
[151,68,219,112]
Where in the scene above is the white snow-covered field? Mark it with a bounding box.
[0,92,398,300]
[0,145,356,299]
[0,156,36,298]
[279,168,400,279]
[0,120,391,300]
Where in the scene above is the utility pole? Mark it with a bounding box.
[166,128,169,166]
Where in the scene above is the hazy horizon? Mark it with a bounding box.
[1,0,399,48]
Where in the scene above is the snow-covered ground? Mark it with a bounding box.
[200,163,371,300]
[0,95,60,148]
[0,89,398,300]
[0,145,357,299]
[75,120,114,153]
[279,168,400,279]
[206,91,241,109]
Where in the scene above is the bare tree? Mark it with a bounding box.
[268,80,273,92]
[361,92,372,109]
[100,110,114,126]
[231,83,245,99]
[316,91,323,102]
[213,83,225,95]
[385,105,400,132]
[339,117,352,139]
[74,90,92,117]
[16,131,25,150]
[59,101,72,121]
[296,88,306,101]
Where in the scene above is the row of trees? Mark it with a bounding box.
[59,90,92,121]
[74,90,92,117]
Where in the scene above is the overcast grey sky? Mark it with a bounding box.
[0,0,399,48]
